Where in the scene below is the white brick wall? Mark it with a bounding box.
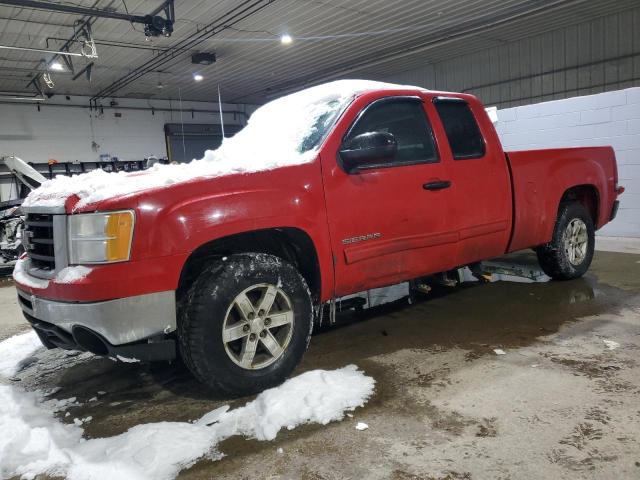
[495,87,640,238]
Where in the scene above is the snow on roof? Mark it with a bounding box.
[24,79,423,210]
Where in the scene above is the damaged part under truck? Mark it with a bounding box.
[13,80,623,396]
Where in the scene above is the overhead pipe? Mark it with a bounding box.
[0,14,76,27]
[0,0,172,26]
[0,96,45,101]
[0,65,73,75]
[0,98,249,120]
[46,36,170,52]
[0,44,85,57]
[0,91,45,101]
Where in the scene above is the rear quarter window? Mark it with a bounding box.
[434,99,486,160]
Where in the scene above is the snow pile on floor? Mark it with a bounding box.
[0,330,42,377]
[202,365,376,441]
[23,79,421,210]
[0,330,375,480]
[0,386,85,479]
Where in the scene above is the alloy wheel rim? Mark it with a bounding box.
[563,218,588,266]
[222,283,295,370]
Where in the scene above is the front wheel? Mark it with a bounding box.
[536,201,595,280]
[178,253,313,397]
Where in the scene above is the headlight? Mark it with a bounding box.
[68,211,135,264]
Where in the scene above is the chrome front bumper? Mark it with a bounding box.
[17,289,177,346]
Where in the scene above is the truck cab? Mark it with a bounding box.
[320,90,514,296]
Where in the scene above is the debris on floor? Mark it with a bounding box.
[603,339,620,350]
[493,348,507,355]
[355,422,369,431]
[73,416,93,426]
[115,355,141,363]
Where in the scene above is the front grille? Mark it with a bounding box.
[24,213,56,271]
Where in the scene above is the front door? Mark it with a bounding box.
[320,95,459,297]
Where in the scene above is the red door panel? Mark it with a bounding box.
[319,93,460,297]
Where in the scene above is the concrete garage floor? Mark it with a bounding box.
[2,250,640,479]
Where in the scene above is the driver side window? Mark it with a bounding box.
[345,98,438,166]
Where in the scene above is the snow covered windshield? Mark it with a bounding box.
[24,80,420,210]
[299,99,344,152]
[222,83,356,162]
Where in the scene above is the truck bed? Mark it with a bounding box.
[505,146,618,252]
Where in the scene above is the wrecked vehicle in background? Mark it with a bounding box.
[13,80,623,397]
[0,156,46,266]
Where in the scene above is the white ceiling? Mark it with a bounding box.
[0,0,637,104]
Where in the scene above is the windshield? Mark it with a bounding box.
[299,99,346,153]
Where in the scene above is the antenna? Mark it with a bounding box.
[178,86,186,162]
[217,84,226,138]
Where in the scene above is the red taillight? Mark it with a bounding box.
[616,185,625,195]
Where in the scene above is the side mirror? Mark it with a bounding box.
[339,132,398,173]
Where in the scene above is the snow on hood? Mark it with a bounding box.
[24,79,423,210]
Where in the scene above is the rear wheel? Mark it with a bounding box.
[178,253,313,396]
[536,201,595,280]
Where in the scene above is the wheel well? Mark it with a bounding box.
[177,228,321,302]
[560,185,599,225]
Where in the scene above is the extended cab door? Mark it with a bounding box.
[431,97,512,265]
[320,95,459,297]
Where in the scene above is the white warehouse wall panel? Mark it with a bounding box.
[0,96,256,201]
[0,96,255,165]
[380,6,640,109]
[495,87,640,238]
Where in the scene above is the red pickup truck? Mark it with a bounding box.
[14,80,622,396]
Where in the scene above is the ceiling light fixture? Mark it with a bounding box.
[193,73,204,82]
[280,34,293,45]
[49,61,64,71]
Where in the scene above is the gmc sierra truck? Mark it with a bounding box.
[14,80,623,396]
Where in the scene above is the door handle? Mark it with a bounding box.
[423,180,452,191]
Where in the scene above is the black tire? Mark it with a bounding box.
[536,201,595,280]
[178,252,313,397]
